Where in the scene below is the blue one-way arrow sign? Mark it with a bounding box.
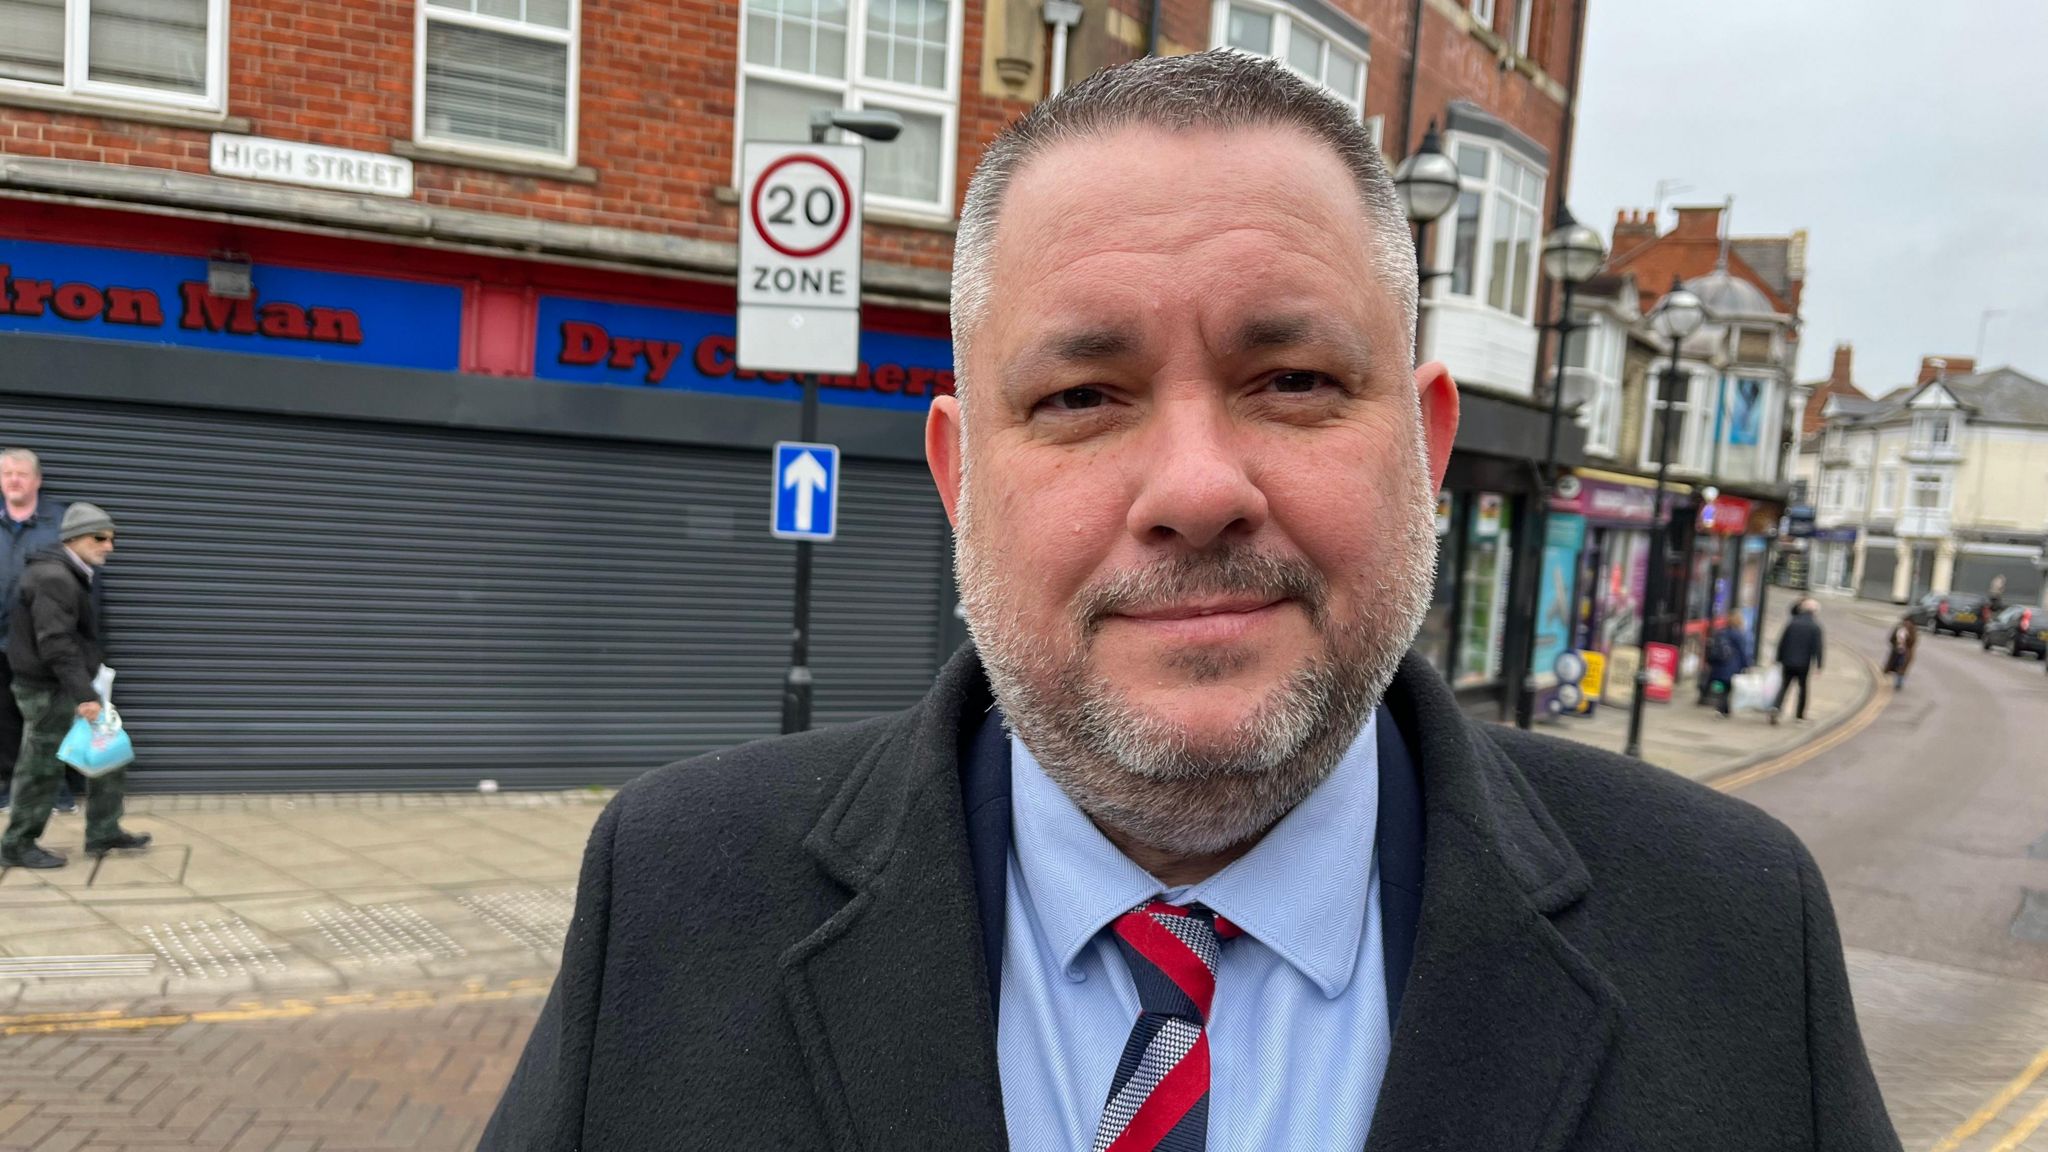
[772,441,840,542]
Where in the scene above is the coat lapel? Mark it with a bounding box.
[1364,654,1622,1152]
[778,649,1009,1152]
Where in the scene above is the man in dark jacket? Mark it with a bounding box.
[1773,599,1825,725]
[0,503,150,869]
[486,53,1897,1150]
[1705,614,1752,717]
[0,447,66,809]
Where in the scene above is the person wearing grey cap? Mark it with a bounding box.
[0,502,150,869]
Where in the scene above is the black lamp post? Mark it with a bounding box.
[1512,205,1606,729]
[1392,120,1461,354]
[778,107,901,735]
[1624,275,1705,758]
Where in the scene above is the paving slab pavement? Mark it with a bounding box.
[1509,589,1881,784]
[0,791,606,1010]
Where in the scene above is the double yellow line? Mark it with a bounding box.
[1931,1046,2048,1152]
[0,978,551,1036]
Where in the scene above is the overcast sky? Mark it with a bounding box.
[1570,0,2048,394]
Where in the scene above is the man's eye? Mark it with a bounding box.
[1047,386,1106,410]
[1270,371,1333,394]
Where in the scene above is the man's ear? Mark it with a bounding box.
[1413,360,1460,490]
[926,394,965,528]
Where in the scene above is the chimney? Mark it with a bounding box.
[1917,355,1975,385]
[1672,205,1724,240]
[1612,208,1657,253]
[1829,343,1853,388]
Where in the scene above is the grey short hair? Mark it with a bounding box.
[0,448,41,475]
[950,49,1419,394]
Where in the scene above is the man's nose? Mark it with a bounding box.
[1124,394,1269,550]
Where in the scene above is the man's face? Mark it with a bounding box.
[1,459,40,507]
[928,125,1458,853]
[69,533,114,568]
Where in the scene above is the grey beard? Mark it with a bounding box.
[956,483,1438,858]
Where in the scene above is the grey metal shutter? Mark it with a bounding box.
[1953,554,2045,603]
[1858,546,1896,602]
[0,394,948,791]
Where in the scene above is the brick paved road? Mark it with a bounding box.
[1740,596,2048,1151]
[0,992,539,1151]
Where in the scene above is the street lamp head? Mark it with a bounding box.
[1654,275,1705,341]
[1392,120,1461,225]
[1541,205,1606,286]
[809,108,905,143]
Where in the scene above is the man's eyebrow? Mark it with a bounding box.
[1043,326,1138,362]
[1002,326,1140,394]
[1228,313,1340,354]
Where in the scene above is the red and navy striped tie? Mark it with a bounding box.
[1091,901,1241,1152]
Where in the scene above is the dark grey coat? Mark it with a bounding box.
[482,650,1899,1151]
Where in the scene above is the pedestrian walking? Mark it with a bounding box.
[0,503,150,870]
[1771,599,1825,725]
[486,52,1898,1149]
[1704,614,1750,717]
[1885,615,1917,689]
[0,448,89,814]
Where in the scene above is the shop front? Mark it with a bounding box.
[0,206,959,791]
[1806,527,1858,593]
[1541,471,1662,661]
[1413,391,1586,716]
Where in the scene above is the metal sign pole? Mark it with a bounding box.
[782,379,819,735]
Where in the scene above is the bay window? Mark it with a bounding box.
[1643,367,1709,473]
[1563,312,1622,456]
[1911,411,1954,449]
[1215,0,1368,118]
[419,0,579,163]
[0,0,226,111]
[1443,138,1545,321]
[738,0,961,216]
[1910,472,1948,512]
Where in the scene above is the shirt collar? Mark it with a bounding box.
[1010,712,1380,1000]
[61,546,94,582]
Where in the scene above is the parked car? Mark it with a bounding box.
[1914,591,1990,636]
[1981,605,2048,658]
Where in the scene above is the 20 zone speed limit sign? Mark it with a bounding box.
[738,141,864,374]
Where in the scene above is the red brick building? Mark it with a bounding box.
[0,0,1591,785]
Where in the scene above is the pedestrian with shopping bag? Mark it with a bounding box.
[1704,614,1751,718]
[1770,599,1825,725]
[0,503,148,870]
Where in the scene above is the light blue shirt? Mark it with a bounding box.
[997,716,1390,1150]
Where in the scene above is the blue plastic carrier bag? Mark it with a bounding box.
[57,707,135,777]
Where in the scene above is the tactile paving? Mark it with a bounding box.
[305,903,468,965]
[142,919,289,980]
[457,888,575,952]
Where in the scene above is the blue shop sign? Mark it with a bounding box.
[534,295,953,412]
[0,238,461,370]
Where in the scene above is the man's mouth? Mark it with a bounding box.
[1114,596,1285,621]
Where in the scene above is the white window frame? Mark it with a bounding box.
[1563,311,1621,456]
[1847,471,1867,516]
[1211,0,1369,118]
[1911,411,1954,449]
[1876,468,1899,514]
[1439,134,1547,323]
[0,0,229,113]
[733,0,964,220]
[415,0,583,167]
[1642,367,1708,473]
[1823,472,1844,512]
[1512,0,1534,55]
[1470,0,1496,25]
[1909,471,1949,512]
